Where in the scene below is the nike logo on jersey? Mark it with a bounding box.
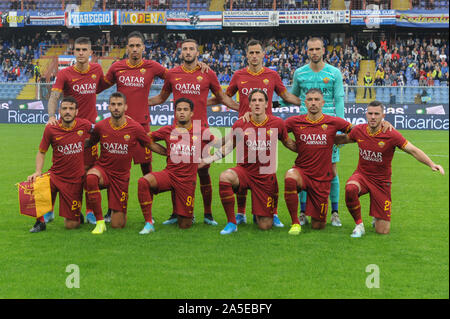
[55,136,63,140]
[357,139,364,142]
[241,81,248,84]
[72,78,80,82]
[175,78,182,81]
[102,135,108,138]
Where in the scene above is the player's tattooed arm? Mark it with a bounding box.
[282,137,297,153]
[334,134,354,145]
[27,151,46,182]
[148,141,167,156]
[402,142,445,175]
[47,90,62,125]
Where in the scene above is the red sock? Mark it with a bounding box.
[345,184,362,224]
[38,216,45,223]
[85,174,104,221]
[85,191,93,213]
[138,177,153,224]
[236,189,247,214]
[284,178,300,224]
[219,182,236,224]
[199,173,212,215]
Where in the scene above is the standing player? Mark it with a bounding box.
[84,92,166,234]
[285,37,345,227]
[138,98,219,233]
[46,36,105,225]
[208,39,301,227]
[202,89,297,234]
[148,39,239,226]
[334,100,445,237]
[284,89,352,235]
[28,96,92,232]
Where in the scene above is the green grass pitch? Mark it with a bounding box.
[0,124,448,299]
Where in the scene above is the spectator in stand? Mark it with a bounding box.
[367,39,377,60]
[375,66,385,86]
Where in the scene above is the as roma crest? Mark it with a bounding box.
[124,134,131,141]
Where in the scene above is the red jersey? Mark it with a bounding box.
[286,114,352,182]
[151,124,215,180]
[348,124,408,183]
[90,116,152,178]
[161,65,222,127]
[232,114,288,176]
[226,67,287,117]
[52,63,104,123]
[103,59,167,125]
[39,118,92,183]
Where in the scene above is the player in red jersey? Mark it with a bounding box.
[208,39,301,227]
[148,38,239,226]
[100,31,168,177]
[46,37,105,225]
[138,97,220,233]
[201,89,297,234]
[28,96,92,232]
[284,88,352,234]
[333,100,445,237]
[84,92,166,234]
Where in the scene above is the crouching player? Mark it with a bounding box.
[137,97,219,233]
[85,92,166,234]
[201,89,297,234]
[335,100,445,237]
[27,96,92,232]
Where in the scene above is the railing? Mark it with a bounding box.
[0,83,448,105]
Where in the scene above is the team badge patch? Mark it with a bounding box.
[378,141,385,148]
[124,134,130,141]
[77,130,84,137]
[323,77,330,84]
[192,136,198,141]
[321,124,328,130]
[140,68,146,74]
[266,129,273,136]
[197,76,203,82]
[91,74,97,79]
[263,79,269,85]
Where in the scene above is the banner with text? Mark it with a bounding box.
[117,11,166,25]
[351,10,396,26]
[67,11,114,27]
[222,11,279,27]
[26,10,65,26]
[1,100,448,131]
[279,10,350,24]
[396,9,449,28]
[166,11,222,30]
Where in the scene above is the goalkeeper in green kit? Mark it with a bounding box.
[280,37,345,227]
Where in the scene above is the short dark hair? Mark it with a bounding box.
[60,96,78,109]
[307,37,324,48]
[74,37,91,46]
[181,39,199,49]
[174,97,194,111]
[246,39,264,51]
[127,31,144,44]
[305,88,324,97]
[109,92,127,104]
[367,100,384,112]
[248,89,268,102]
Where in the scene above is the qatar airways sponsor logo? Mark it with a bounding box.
[360,149,383,162]
[299,134,327,145]
[57,142,83,155]
[174,83,201,95]
[240,87,268,96]
[103,142,129,154]
[170,143,197,157]
[245,139,272,151]
[118,75,145,88]
[72,83,97,94]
